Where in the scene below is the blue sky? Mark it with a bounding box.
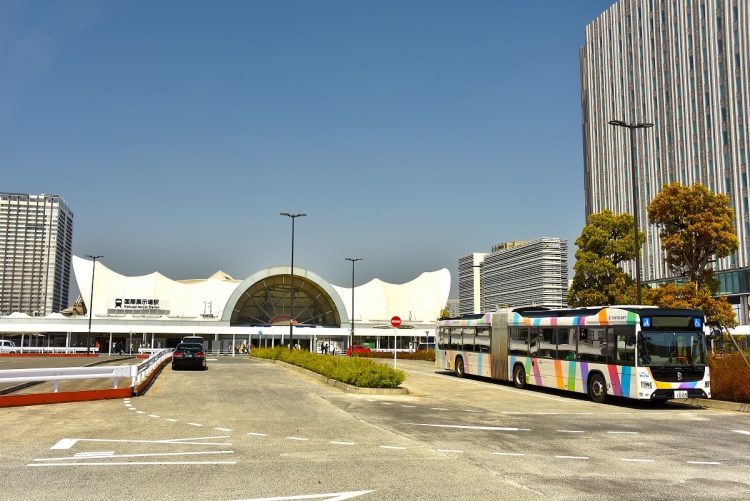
[1,0,614,299]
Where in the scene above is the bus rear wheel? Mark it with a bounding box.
[455,356,465,378]
[588,373,607,403]
[513,364,526,389]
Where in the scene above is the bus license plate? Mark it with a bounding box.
[674,390,688,399]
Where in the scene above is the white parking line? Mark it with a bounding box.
[401,405,416,408]
[136,411,145,414]
[148,415,160,418]
[34,450,234,461]
[330,441,355,446]
[688,461,721,465]
[492,452,524,456]
[430,408,449,411]
[29,461,236,467]
[186,423,203,427]
[732,429,750,436]
[165,419,178,422]
[286,437,309,441]
[379,446,407,450]
[463,409,483,413]
[214,428,233,432]
[607,431,638,435]
[408,423,530,432]
[381,402,392,406]
[128,408,137,411]
[556,456,590,460]
[555,430,585,433]
[435,449,463,453]
[621,458,655,463]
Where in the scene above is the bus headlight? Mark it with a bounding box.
[640,381,653,389]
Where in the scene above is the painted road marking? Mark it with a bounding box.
[435,449,463,453]
[401,405,416,408]
[379,446,407,450]
[381,402,392,406]
[607,431,638,435]
[463,409,483,413]
[136,411,146,414]
[29,461,236,467]
[187,423,203,427]
[206,358,219,361]
[732,429,750,436]
[621,458,655,463]
[286,437,309,441]
[501,411,522,414]
[232,490,375,500]
[165,419,178,422]
[34,451,234,462]
[148,415,160,418]
[247,432,267,437]
[408,423,530,432]
[330,441,355,446]
[688,461,721,465]
[214,428,233,432]
[430,407,449,411]
[556,456,590,460]
[128,408,137,411]
[49,436,232,449]
[492,452,524,456]
[555,430,585,433]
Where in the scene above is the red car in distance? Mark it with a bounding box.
[346,344,372,356]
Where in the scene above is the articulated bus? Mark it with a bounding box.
[436,306,710,403]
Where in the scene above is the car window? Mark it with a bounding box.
[176,343,203,352]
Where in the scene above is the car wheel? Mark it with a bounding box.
[588,373,607,403]
[455,356,465,378]
[513,364,526,389]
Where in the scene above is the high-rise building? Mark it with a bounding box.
[458,238,568,312]
[581,0,750,319]
[0,193,74,316]
[458,253,486,314]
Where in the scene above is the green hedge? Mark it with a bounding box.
[358,349,436,362]
[251,347,405,388]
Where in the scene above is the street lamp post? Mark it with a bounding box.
[280,213,306,350]
[345,257,362,353]
[85,255,103,355]
[608,119,653,304]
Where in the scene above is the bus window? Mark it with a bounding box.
[578,327,607,362]
[557,328,577,360]
[529,328,541,357]
[540,328,555,358]
[476,327,491,353]
[437,327,449,350]
[463,327,476,351]
[449,327,462,350]
[614,325,636,366]
[509,328,529,355]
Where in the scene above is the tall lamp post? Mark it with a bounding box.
[280,213,306,350]
[345,257,362,352]
[85,255,103,355]
[608,119,653,304]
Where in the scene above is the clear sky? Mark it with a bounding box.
[1,0,615,299]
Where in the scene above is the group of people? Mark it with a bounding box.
[235,342,253,354]
[319,342,336,355]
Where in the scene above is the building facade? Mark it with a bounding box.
[0,193,74,316]
[581,0,750,320]
[458,238,569,312]
[458,253,486,314]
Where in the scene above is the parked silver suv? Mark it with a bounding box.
[0,339,18,353]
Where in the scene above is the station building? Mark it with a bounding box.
[0,256,450,353]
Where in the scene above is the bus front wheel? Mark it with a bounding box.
[513,364,526,389]
[588,373,607,403]
[455,356,465,378]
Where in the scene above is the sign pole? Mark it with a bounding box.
[390,316,401,369]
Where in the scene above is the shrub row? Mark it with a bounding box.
[709,353,750,403]
[356,349,436,362]
[251,347,405,388]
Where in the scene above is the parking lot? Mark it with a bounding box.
[1,357,749,500]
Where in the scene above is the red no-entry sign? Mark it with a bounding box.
[390,316,401,328]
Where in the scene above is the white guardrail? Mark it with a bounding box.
[2,347,100,354]
[0,349,172,393]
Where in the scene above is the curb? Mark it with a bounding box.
[265,359,409,395]
[684,397,750,413]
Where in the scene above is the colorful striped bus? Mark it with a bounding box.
[436,306,710,403]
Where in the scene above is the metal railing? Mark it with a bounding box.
[0,349,172,394]
[1,346,100,354]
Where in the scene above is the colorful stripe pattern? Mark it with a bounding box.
[510,308,638,328]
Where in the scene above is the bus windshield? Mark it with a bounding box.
[638,331,706,367]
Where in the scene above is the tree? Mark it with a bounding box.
[568,210,646,306]
[645,282,737,328]
[648,182,738,288]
